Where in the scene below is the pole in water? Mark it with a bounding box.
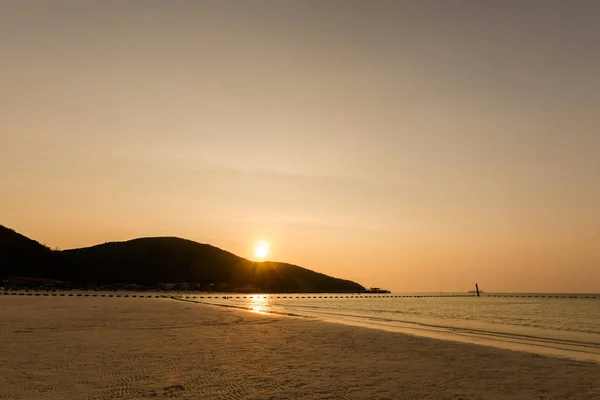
[475,283,480,297]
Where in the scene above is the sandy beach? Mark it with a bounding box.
[1,296,599,400]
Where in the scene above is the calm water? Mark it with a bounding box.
[191,292,600,362]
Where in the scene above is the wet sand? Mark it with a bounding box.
[1,296,599,399]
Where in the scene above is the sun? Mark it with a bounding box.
[254,241,270,260]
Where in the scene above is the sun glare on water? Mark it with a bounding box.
[250,295,269,314]
[254,241,270,260]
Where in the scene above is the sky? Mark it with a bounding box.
[1,1,599,293]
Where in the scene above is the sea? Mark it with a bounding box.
[189,292,600,363]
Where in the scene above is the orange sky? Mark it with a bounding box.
[1,1,599,292]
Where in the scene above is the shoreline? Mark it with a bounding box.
[175,295,600,364]
[3,290,599,362]
[1,296,599,399]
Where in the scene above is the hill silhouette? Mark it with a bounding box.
[0,225,365,293]
[0,225,52,279]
